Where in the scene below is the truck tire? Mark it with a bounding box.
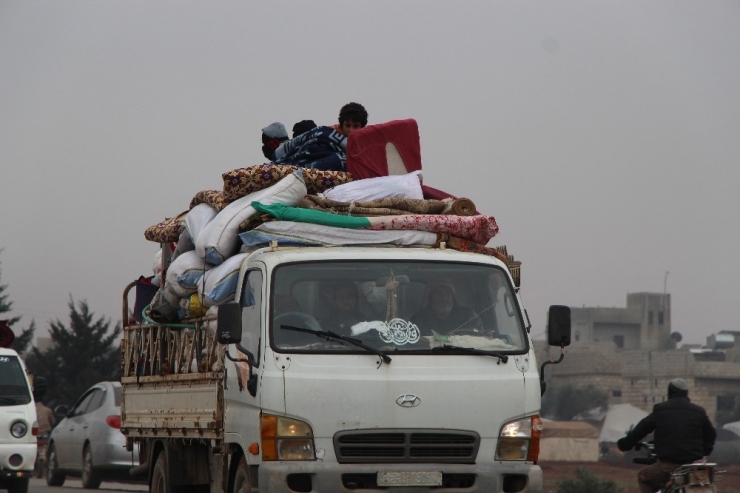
[7,478,29,493]
[81,445,103,489]
[150,453,171,493]
[233,456,251,493]
[46,443,66,486]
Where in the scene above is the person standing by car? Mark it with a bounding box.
[617,378,717,493]
[34,396,55,436]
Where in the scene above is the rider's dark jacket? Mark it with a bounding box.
[617,395,716,464]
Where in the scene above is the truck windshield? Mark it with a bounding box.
[270,260,527,354]
[0,355,32,406]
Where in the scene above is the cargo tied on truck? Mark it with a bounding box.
[120,118,571,493]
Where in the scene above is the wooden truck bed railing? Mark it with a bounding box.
[120,281,226,439]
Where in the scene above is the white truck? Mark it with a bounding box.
[121,242,571,493]
[0,347,37,493]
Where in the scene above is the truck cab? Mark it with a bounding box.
[122,243,570,493]
[219,245,549,492]
[0,348,37,493]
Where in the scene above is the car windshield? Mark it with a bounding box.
[269,260,527,354]
[0,355,32,406]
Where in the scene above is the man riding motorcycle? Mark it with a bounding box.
[617,378,716,493]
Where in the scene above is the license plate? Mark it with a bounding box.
[377,471,443,486]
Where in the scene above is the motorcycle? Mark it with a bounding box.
[632,441,721,493]
[33,434,49,478]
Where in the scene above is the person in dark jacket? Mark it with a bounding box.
[617,378,716,493]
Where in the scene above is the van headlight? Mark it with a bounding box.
[10,420,28,438]
[495,415,542,462]
[261,415,316,461]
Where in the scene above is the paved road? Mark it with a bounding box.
[27,478,147,492]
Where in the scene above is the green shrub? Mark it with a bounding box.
[541,383,609,421]
[555,467,618,493]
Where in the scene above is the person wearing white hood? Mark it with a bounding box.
[411,278,482,336]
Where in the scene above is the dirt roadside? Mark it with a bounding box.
[539,460,740,493]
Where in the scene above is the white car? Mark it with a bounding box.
[0,347,37,493]
[47,381,139,489]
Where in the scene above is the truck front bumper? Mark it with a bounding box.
[258,461,542,492]
[0,442,36,476]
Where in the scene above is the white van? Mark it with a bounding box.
[0,348,37,493]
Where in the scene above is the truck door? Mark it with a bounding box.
[224,269,264,455]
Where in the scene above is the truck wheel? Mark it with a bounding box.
[233,456,251,493]
[151,453,171,493]
[7,478,29,493]
[81,445,103,489]
[46,444,66,486]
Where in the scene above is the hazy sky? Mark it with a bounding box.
[1,1,738,346]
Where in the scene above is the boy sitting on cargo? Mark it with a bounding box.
[332,102,368,138]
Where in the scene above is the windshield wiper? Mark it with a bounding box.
[0,396,22,405]
[432,344,509,363]
[280,325,392,365]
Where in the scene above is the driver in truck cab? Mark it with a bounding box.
[617,378,717,493]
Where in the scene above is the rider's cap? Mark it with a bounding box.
[667,378,689,397]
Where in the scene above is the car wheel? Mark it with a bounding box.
[7,477,29,493]
[150,453,171,493]
[46,443,66,486]
[233,456,251,493]
[81,444,103,489]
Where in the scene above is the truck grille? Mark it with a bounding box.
[334,429,479,464]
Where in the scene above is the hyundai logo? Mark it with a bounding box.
[396,394,421,408]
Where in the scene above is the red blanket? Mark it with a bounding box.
[346,119,422,179]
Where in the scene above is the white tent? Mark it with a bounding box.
[598,403,649,443]
[723,421,740,438]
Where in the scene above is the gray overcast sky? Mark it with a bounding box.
[1,1,738,346]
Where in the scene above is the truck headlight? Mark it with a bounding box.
[261,414,316,461]
[10,420,28,438]
[495,415,542,462]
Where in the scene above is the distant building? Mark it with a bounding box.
[571,292,673,350]
[536,291,740,424]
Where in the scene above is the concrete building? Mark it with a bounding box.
[536,291,740,424]
[571,292,674,350]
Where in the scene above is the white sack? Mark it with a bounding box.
[322,170,423,202]
[196,171,307,265]
[171,229,195,262]
[152,249,164,287]
[166,251,212,298]
[185,203,218,243]
[198,253,248,307]
[251,221,438,246]
[150,288,179,319]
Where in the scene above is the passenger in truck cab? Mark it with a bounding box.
[411,278,482,336]
[332,102,368,138]
[318,281,365,336]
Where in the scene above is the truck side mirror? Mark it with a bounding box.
[547,305,571,347]
[217,303,242,345]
